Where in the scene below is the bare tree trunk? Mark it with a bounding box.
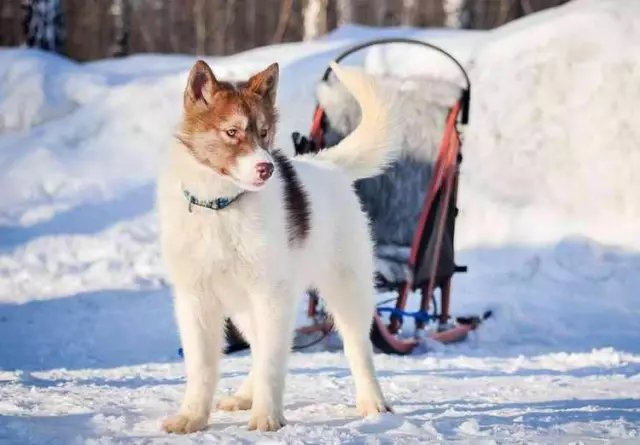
[166,0,178,53]
[246,0,256,49]
[513,0,526,19]
[375,0,388,26]
[22,0,65,53]
[211,0,226,54]
[224,0,236,54]
[521,0,535,14]
[443,0,473,28]
[193,0,206,55]
[110,0,129,57]
[0,1,22,47]
[496,0,513,27]
[336,0,353,28]
[273,0,294,44]
[401,0,419,26]
[303,0,327,41]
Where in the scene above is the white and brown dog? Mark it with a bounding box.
[157,59,399,434]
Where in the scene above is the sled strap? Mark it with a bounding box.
[377,307,431,324]
[309,106,326,149]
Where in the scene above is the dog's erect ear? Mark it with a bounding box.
[184,60,220,112]
[247,63,279,103]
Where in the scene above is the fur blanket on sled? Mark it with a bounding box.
[315,72,461,282]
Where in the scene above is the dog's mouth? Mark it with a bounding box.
[236,178,270,192]
[219,172,272,192]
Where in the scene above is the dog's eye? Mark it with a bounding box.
[259,129,268,138]
[226,129,237,138]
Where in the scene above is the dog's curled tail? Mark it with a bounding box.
[307,62,401,181]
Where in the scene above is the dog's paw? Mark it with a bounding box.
[218,395,252,411]
[248,412,286,431]
[162,413,208,434]
[357,399,393,417]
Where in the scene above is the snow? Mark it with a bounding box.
[1,0,640,443]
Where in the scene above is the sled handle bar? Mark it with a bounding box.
[321,37,471,124]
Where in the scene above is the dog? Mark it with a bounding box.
[157,59,399,434]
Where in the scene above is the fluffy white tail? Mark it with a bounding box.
[306,62,400,181]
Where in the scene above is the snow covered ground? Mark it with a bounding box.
[1,0,640,443]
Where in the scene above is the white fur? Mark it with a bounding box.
[157,63,399,434]
[300,62,402,181]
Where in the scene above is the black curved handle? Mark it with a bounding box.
[322,37,471,124]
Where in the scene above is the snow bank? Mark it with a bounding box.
[459,0,640,250]
[0,49,107,133]
[0,49,184,226]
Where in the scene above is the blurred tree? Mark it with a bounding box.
[374,0,389,26]
[401,0,419,26]
[0,1,23,46]
[21,0,65,53]
[193,0,206,54]
[223,0,237,54]
[336,0,354,27]
[246,0,257,47]
[444,0,472,28]
[109,0,129,57]
[303,0,327,41]
[1,0,572,61]
[273,0,294,43]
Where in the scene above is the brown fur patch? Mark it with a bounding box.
[272,150,311,246]
[179,61,280,177]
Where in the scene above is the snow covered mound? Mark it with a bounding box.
[0,50,182,227]
[459,0,640,250]
[0,49,107,133]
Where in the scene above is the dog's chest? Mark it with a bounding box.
[162,199,268,292]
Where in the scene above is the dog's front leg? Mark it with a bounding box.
[163,291,223,434]
[248,292,296,432]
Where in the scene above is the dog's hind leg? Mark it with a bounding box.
[318,266,391,416]
[246,287,297,431]
[218,312,254,412]
[163,290,224,434]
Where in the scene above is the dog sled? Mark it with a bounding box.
[181,38,491,358]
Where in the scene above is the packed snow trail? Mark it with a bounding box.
[1,0,640,443]
[1,350,639,444]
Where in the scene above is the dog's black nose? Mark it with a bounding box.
[256,162,274,181]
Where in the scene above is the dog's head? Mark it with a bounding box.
[179,60,279,191]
